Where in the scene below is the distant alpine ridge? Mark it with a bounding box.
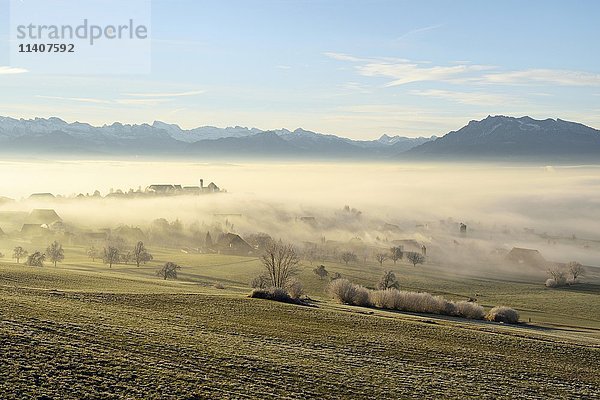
[0,116,433,158]
[405,115,600,160]
[0,115,598,160]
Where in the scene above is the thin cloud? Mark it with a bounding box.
[324,52,369,62]
[396,24,443,41]
[36,95,111,104]
[115,99,172,105]
[359,62,495,86]
[479,69,600,86]
[123,90,205,98]
[326,52,600,87]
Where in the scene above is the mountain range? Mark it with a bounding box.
[0,115,598,160]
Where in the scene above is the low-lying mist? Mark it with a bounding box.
[2,160,600,270]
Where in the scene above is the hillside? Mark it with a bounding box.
[407,115,600,160]
[0,259,599,399]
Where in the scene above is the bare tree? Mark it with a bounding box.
[121,251,133,265]
[157,262,181,280]
[341,251,357,265]
[378,270,400,290]
[27,251,45,267]
[103,246,120,268]
[390,246,403,264]
[313,265,329,280]
[304,247,317,265]
[46,241,65,267]
[375,253,388,266]
[133,241,153,268]
[567,261,584,281]
[250,274,270,289]
[261,242,299,288]
[407,252,425,267]
[547,267,567,286]
[13,246,28,263]
[87,246,99,262]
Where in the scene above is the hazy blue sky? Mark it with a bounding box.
[1,0,599,139]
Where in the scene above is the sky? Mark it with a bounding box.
[0,0,599,139]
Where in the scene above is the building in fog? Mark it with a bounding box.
[216,233,254,255]
[146,179,220,195]
[506,247,546,268]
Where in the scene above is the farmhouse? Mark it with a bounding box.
[146,179,220,195]
[216,233,254,255]
[147,184,182,194]
[28,193,55,200]
[20,209,63,237]
[392,239,426,254]
[22,209,62,227]
[506,247,546,268]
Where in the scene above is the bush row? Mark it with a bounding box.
[328,279,519,323]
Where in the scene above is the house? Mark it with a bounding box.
[21,224,49,237]
[20,209,62,236]
[147,184,179,194]
[28,193,55,200]
[22,209,62,227]
[113,225,147,242]
[506,247,546,268]
[205,182,220,193]
[297,216,316,225]
[76,229,110,246]
[391,239,425,254]
[216,233,254,255]
[146,179,220,195]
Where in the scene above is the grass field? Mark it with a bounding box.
[1,246,599,398]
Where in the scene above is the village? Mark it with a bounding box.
[20,178,223,201]
[0,197,589,280]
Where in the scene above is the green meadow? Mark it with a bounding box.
[1,246,599,398]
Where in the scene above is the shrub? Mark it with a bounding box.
[395,292,448,314]
[329,272,342,281]
[486,306,520,324]
[546,268,567,287]
[330,280,497,321]
[368,289,484,319]
[286,279,304,299]
[327,279,372,307]
[250,287,292,303]
[353,286,371,307]
[328,278,354,303]
[545,278,558,288]
[370,289,402,309]
[455,301,485,319]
